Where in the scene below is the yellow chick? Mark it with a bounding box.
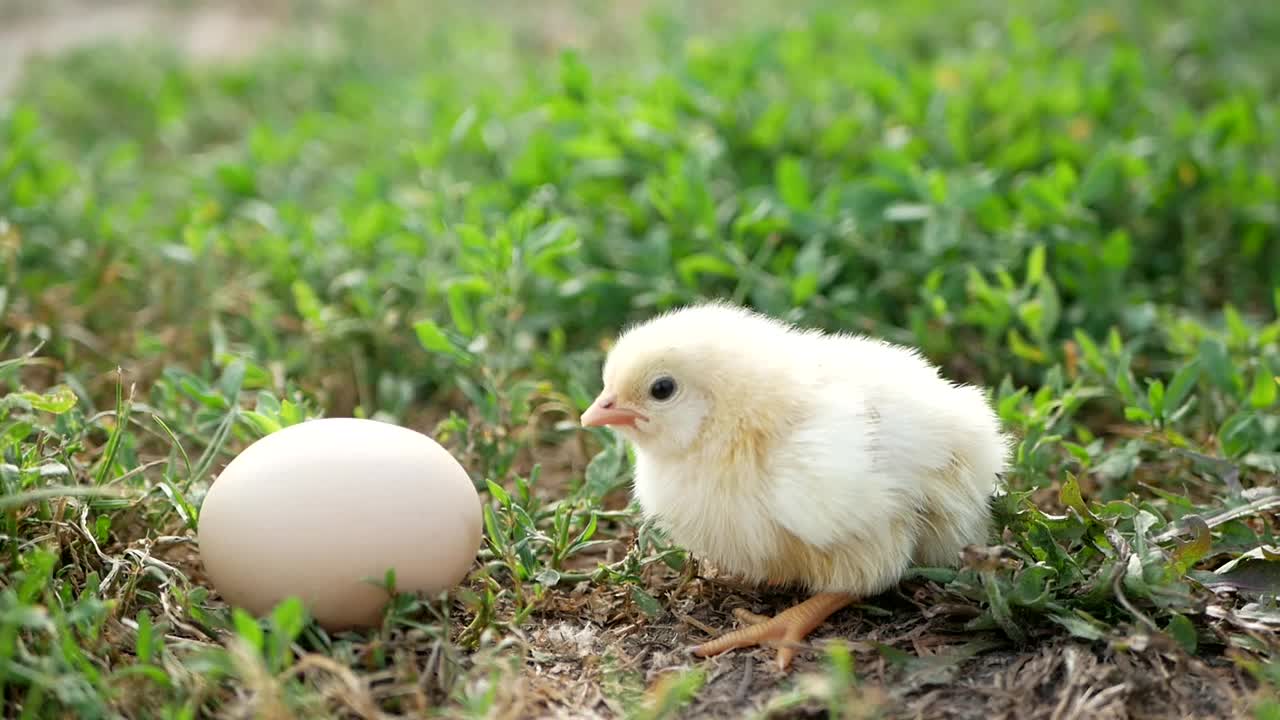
[581,301,1009,670]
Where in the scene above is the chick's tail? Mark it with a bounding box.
[690,592,856,670]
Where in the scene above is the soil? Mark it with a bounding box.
[501,568,1256,719]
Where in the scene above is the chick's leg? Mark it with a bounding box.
[692,592,855,670]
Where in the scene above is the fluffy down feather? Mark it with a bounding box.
[581,301,1010,666]
[581,299,1008,666]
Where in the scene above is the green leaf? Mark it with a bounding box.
[1165,613,1198,654]
[526,219,579,266]
[95,375,132,485]
[751,101,789,148]
[1097,500,1138,519]
[570,513,598,549]
[1059,474,1098,523]
[1124,405,1153,422]
[455,224,489,256]
[1146,379,1165,418]
[559,49,591,100]
[775,155,811,210]
[1224,304,1251,347]
[1169,515,1211,576]
[1050,611,1107,640]
[216,163,257,195]
[1025,244,1046,286]
[675,254,737,286]
[1133,510,1160,559]
[486,479,510,507]
[254,391,281,416]
[179,377,228,410]
[414,319,471,364]
[446,284,476,337]
[904,567,959,583]
[1219,411,1257,458]
[95,514,111,543]
[1242,452,1280,474]
[291,280,324,326]
[136,610,155,663]
[1197,547,1280,595]
[1007,328,1046,363]
[1100,229,1131,270]
[0,420,33,450]
[790,273,819,305]
[1073,329,1107,375]
[981,571,1026,644]
[218,360,247,400]
[414,319,455,354]
[1009,563,1056,608]
[17,386,77,414]
[1033,276,1061,341]
[583,437,625,499]
[1078,150,1121,205]
[482,504,506,551]
[240,411,282,436]
[232,609,264,652]
[1255,698,1280,720]
[1199,338,1240,393]
[1113,365,1138,405]
[1164,360,1201,413]
[270,597,308,642]
[1093,441,1142,481]
[629,585,663,618]
[1249,360,1277,408]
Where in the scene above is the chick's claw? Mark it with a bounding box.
[691,592,856,671]
[731,607,772,626]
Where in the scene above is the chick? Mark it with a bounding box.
[581,301,1009,670]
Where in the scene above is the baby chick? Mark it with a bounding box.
[581,301,1009,670]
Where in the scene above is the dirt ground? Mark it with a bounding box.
[498,564,1256,719]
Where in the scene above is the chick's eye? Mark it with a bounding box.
[649,376,677,401]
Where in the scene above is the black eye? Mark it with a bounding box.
[649,376,677,401]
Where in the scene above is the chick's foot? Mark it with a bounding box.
[691,592,855,670]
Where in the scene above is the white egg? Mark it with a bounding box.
[196,417,482,630]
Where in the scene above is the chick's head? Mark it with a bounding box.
[580,302,794,458]
[580,338,713,457]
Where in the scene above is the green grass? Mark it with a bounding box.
[2,0,1280,717]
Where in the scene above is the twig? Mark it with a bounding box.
[733,656,754,704]
[677,613,717,637]
[1112,570,1158,632]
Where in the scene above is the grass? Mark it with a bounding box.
[2,0,1280,716]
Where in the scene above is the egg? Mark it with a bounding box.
[196,417,482,631]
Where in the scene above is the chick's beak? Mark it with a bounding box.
[581,393,646,428]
